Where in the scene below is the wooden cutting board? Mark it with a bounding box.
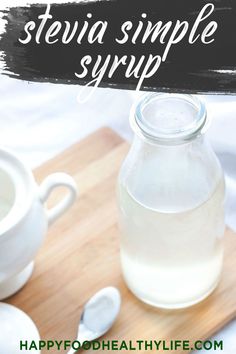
[7,127,236,353]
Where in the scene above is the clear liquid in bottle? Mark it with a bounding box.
[118,178,225,308]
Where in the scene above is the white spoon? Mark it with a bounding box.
[67,287,121,354]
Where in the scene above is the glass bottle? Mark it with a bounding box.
[117,93,225,309]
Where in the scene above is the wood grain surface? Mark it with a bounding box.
[6,127,236,353]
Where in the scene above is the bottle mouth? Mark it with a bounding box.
[130,93,208,145]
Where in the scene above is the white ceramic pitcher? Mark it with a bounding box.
[0,148,77,300]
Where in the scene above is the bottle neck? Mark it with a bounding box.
[132,131,206,153]
[131,93,208,146]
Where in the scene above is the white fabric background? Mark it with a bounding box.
[0,74,236,352]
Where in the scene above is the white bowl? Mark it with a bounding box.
[0,302,40,354]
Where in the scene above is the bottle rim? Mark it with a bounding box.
[130,93,208,145]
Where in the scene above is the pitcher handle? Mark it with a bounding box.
[39,173,77,226]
